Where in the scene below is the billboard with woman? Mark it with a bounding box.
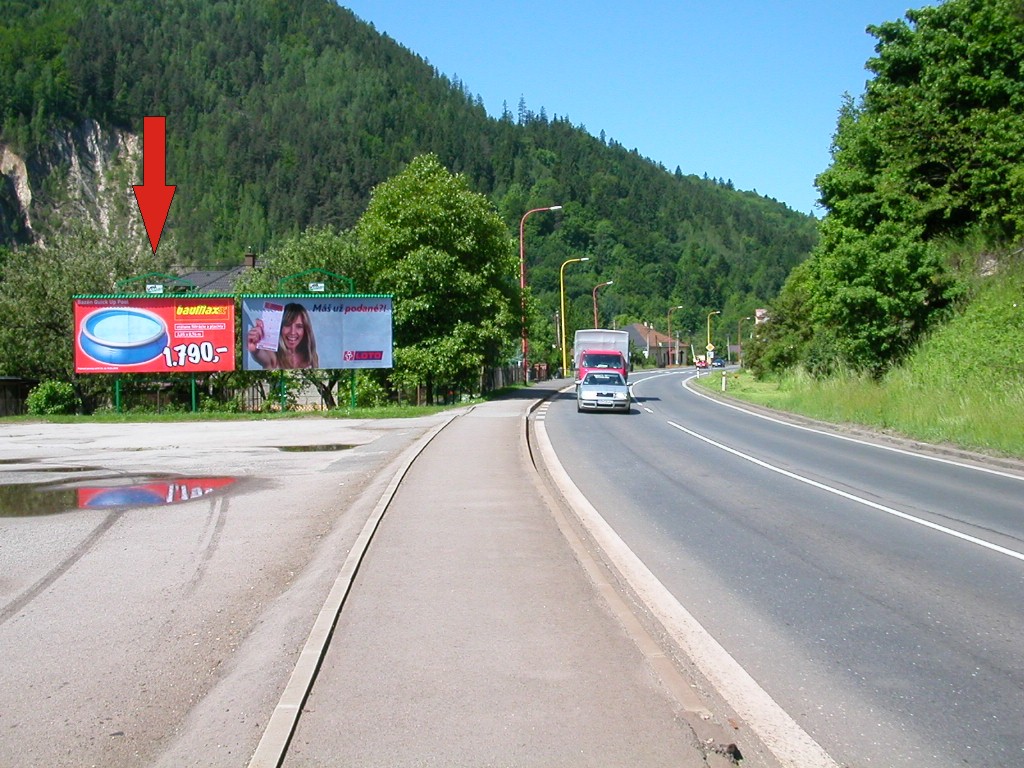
[240,295,392,371]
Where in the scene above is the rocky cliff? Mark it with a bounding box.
[0,119,143,247]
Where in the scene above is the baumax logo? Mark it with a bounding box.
[175,304,230,316]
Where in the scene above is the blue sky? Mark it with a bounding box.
[339,1,936,216]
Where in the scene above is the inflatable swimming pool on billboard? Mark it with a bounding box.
[79,307,169,365]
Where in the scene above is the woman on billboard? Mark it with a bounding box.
[247,302,320,369]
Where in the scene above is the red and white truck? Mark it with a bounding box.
[573,329,630,387]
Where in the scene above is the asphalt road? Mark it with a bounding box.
[542,368,1024,768]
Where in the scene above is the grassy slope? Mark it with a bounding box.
[699,260,1024,458]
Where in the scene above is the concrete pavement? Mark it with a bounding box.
[251,380,746,767]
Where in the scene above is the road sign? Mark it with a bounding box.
[706,343,715,352]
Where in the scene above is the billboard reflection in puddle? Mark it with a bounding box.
[77,477,236,508]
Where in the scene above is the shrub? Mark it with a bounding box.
[354,374,390,408]
[26,380,80,415]
[199,395,243,413]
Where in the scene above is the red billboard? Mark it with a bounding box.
[74,296,236,373]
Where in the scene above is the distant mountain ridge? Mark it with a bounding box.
[0,0,816,333]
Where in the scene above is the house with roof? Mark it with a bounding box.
[174,253,258,293]
[622,322,691,367]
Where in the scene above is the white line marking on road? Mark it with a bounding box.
[534,417,840,768]
[681,376,1024,482]
[667,420,1024,563]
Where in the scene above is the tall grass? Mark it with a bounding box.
[704,258,1024,458]
[702,368,1024,458]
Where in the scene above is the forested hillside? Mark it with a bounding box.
[0,0,816,345]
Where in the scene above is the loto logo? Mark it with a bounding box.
[344,350,384,361]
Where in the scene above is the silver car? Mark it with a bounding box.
[576,371,630,413]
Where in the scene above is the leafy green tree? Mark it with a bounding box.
[745,261,816,377]
[0,223,166,386]
[863,0,1024,240]
[806,218,961,374]
[356,154,518,400]
[233,226,365,294]
[758,0,1020,377]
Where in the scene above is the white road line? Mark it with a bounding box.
[534,417,840,768]
[667,419,1024,563]
[681,376,1024,482]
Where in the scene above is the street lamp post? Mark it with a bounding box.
[560,257,590,375]
[667,305,684,365]
[737,316,752,367]
[592,280,613,328]
[706,310,721,362]
[519,205,562,382]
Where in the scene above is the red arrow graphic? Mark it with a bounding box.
[132,116,176,253]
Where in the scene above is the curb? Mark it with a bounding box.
[247,410,463,768]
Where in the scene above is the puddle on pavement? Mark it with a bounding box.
[0,484,79,517]
[276,444,355,452]
[0,476,238,517]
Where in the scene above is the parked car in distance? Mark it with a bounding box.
[711,357,725,367]
[695,358,709,368]
[576,371,630,413]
